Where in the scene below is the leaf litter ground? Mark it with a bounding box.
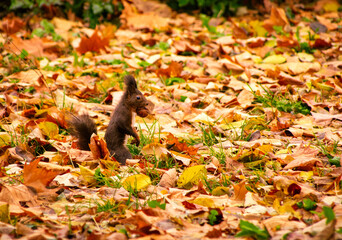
[1,0,342,239]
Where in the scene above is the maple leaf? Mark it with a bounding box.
[76,28,109,54]
[155,61,183,78]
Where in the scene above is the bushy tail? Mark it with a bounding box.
[68,114,97,150]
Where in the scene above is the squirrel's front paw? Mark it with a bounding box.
[131,137,140,146]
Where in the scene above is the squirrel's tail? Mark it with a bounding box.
[68,114,97,150]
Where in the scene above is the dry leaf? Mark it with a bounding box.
[76,28,109,54]
[23,158,68,192]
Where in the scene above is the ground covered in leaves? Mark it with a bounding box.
[1,0,342,239]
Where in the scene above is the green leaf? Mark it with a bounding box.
[104,3,113,13]
[19,49,29,59]
[323,206,336,224]
[92,2,103,15]
[32,28,45,38]
[41,19,55,33]
[138,61,151,69]
[300,199,317,211]
[235,220,270,240]
[10,0,34,10]
[178,0,190,7]
[200,14,217,33]
[208,209,218,225]
[147,200,166,210]
[328,157,341,167]
[158,41,170,51]
[180,96,187,102]
[165,77,185,86]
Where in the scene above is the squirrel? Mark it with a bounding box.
[69,75,152,165]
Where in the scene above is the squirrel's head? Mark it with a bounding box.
[124,75,153,117]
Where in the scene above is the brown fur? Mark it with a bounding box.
[69,75,151,165]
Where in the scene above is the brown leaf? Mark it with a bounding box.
[263,6,289,32]
[284,145,323,170]
[313,38,332,49]
[5,36,55,59]
[269,117,291,131]
[121,1,170,31]
[231,21,248,39]
[233,180,248,201]
[278,71,304,86]
[155,61,183,78]
[0,184,38,207]
[23,158,68,192]
[237,89,254,109]
[89,134,110,160]
[1,15,25,35]
[158,168,177,188]
[76,28,109,54]
[166,133,198,156]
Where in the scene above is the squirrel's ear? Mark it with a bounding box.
[124,75,138,94]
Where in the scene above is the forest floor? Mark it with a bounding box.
[1,0,342,239]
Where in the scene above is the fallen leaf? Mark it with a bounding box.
[158,168,177,188]
[24,158,68,192]
[122,174,151,191]
[177,165,207,189]
[76,28,109,54]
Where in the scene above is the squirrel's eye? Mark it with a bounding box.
[137,96,141,100]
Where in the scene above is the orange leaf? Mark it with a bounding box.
[89,134,110,160]
[1,15,25,35]
[166,133,198,155]
[76,28,109,54]
[155,61,183,78]
[23,158,68,192]
[263,6,289,32]
[233,180,248,201]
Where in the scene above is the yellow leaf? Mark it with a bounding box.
[79,165,97,186]
[263,55,287,64]
[250,20,268,37]
[311,80,334,91]
[212,186,230,196]
[275,149,290,155]
[100,159,120,169]
[298,52,314,62]
[255,144,273,155]
[252,56,262,64]
[219,120,245,130]
[273,198,302,219]
[0,133,11,147]
[0,202,10,223]
[190,197,215,208]
[299,171,313,181]
[265,40,277,47]
[177,165,207,189]
[38,121,59,138]
[190,112,215,125]
[324,2,340,12]
[141,143,169,159]
[122,174,151,191]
